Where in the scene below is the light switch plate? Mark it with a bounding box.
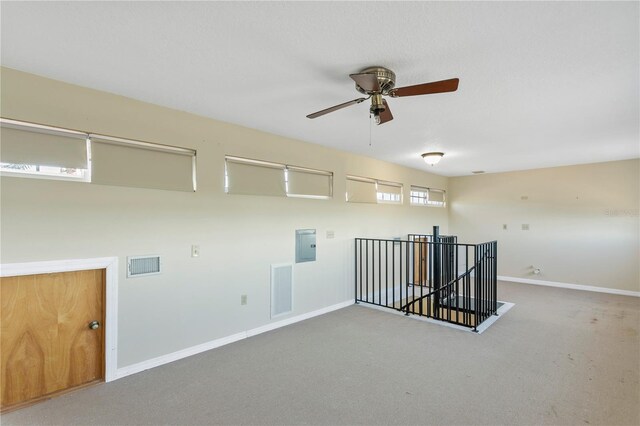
[191,245,200,257]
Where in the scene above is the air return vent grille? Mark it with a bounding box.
[127,255,161,278]
[271,263,293,318]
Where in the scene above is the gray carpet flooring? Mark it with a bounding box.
[2,281,639,426]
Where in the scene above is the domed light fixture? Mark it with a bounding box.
[421,152,444,165]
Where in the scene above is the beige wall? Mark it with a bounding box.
[0,68,448,367]
[448,160,640,292]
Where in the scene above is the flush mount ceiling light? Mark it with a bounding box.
[421,152,444,165]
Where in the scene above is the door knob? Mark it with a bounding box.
[89,320,100,330]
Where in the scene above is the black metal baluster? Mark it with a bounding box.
[454,244,459,325]
[377,240,380,306]
[494,242,498,313]
[366,240,369,304]
[359,239,363,304]
[427,239,432,318]
[405,240,410,316]
[433,226,440,320]
[465,245,470,326]
[355,239,358,303]
[373,240,377,306]
[473,245,482,331]
[418,239,423,316]
[392,240,395,309]
[385,241,389,308]
[400,241,403,312]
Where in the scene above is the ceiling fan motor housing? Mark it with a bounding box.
[355,66,396,95]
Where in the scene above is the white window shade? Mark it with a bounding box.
[346,177,377,203]
[0,124,88,169]
[377,181,403,195]
[91,137,195,192]
[429,189,446,202]
[287,167,332,197]
[226,158,286,196]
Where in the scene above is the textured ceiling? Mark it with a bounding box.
[1,1,638,176]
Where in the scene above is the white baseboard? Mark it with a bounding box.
[115,299,354,380]
[498,276,640,297]
[246,300,353,337]
[114,331,247,380]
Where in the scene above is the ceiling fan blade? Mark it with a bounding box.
[390,78,459,97]
[306,98,367,119]
[377,99,393,124]
[349,72,380,92]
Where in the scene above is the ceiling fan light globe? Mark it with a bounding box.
[422,152,444,165]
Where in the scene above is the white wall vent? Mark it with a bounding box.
[271,263,293,318]
[127,255,161,278]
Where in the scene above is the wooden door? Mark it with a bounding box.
[413,238,429,286]
[0,269,105,411]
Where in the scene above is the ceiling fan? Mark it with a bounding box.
[306,66,459,125]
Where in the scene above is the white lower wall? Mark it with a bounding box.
[114,300,354,379]
[0,67,449,368]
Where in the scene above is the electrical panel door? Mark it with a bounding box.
[295,229,316,263]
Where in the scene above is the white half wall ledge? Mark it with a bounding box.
[115,299,354,380]
[356,300,515,334]
[498,276,640,298]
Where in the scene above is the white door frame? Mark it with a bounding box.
[0,257,119,382]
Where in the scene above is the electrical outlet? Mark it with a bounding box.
[191,245,200,257]
[522,224,530,231]
[241,295,247,305]
[326,230,335,239]
[503,224,508,230]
